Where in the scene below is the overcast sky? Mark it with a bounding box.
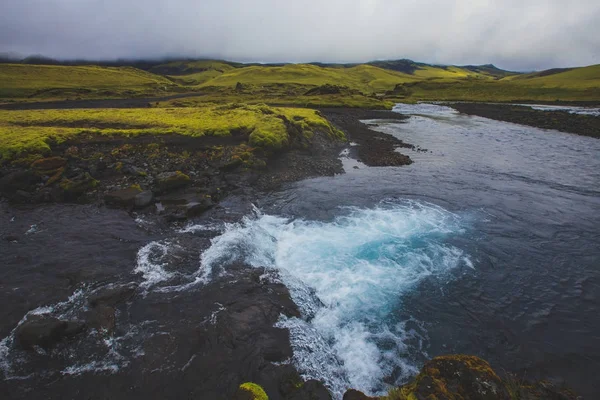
[2,0,599,71]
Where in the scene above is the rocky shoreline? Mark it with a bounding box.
[0,108,413,218]
[449,103,600,139]
[0,107,584,399]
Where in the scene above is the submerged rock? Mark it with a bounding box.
[86,304,116,334]
[88,284,137,307]
[15,316,85,350]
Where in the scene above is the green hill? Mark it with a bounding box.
[0,64,179,99]
[1,59,598,104]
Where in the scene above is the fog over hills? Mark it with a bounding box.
[2,0,600,71]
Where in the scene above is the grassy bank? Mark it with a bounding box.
[0,104,343,161]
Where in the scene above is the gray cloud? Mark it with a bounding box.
[2,0,600,71]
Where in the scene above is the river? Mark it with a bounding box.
[1,103,599,398]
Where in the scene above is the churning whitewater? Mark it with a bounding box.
[200,199,472,397]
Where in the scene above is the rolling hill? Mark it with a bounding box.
[1,58,598,104]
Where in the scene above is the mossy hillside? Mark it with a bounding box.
[157,82,395,109]
[503,64,600,89]
[0,105,343,161]
[395,78,600,102]
[0,64,180,99]
[148,60,238,76]
[196,64,421,93]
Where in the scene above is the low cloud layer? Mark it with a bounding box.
[2,0,600,71]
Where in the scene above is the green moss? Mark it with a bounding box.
[0,64,179,100]
[238,382,268,400]
[59,173,99,195]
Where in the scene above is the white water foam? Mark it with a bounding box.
[134,241,175,288]
[200,200,471,398]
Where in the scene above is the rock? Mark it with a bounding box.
[59,173,98,199]
[158,192,214,220]
[104,187,142,207]
[88,160,107,177]
[31,157,66,173]
[234,382,268,400]
[155,171,191,193]
[64,321,87,337]
[15,316,84,350]
[287,380,332,400]
[397,355,511,400]
[134,190,154,208]
[87,304,116,334]
[3,235,18,242]
[122,164,147,176]
[88,284,136,307]
[0,170,40,194]
[342,389,376,400]
[14,190,32,201]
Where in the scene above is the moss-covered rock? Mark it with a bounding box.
[31,156,66,172]
[59,173,98,199]
[155,170,191,193]
[234,382,269,400]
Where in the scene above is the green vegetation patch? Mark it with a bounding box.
[0,104,343,160]
[237,382,268,400]
[0,64,179,99]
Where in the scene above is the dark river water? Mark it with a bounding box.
[1,104,599,398]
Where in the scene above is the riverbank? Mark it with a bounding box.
[449,103,600,139]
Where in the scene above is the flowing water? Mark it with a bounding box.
[1,104,599,398]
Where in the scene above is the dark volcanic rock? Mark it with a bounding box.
[15,316,84,350]
[287,380,332,400]
[155,171,191,193]
[342,389,376,400]
[134,190,154,208]
[87,304,116,334]
[88,284,137,307]
[0,170,40,194]
[104,187,142,207]
[157,191,214,220]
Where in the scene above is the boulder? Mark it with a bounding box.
[342,389,376,400]
[31,157,66,174]
[87,304,116,334]
[59,173,98,199]
[134,190,154,208]
[122,164,147,176]
[15,316,85,350]
[0,170,40,193]
[157,192,214,220]
[287,380,332,400]
[155,171,191,193]
[396,355,511,400]
[104,187,142,207]
[88,284,136,307]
